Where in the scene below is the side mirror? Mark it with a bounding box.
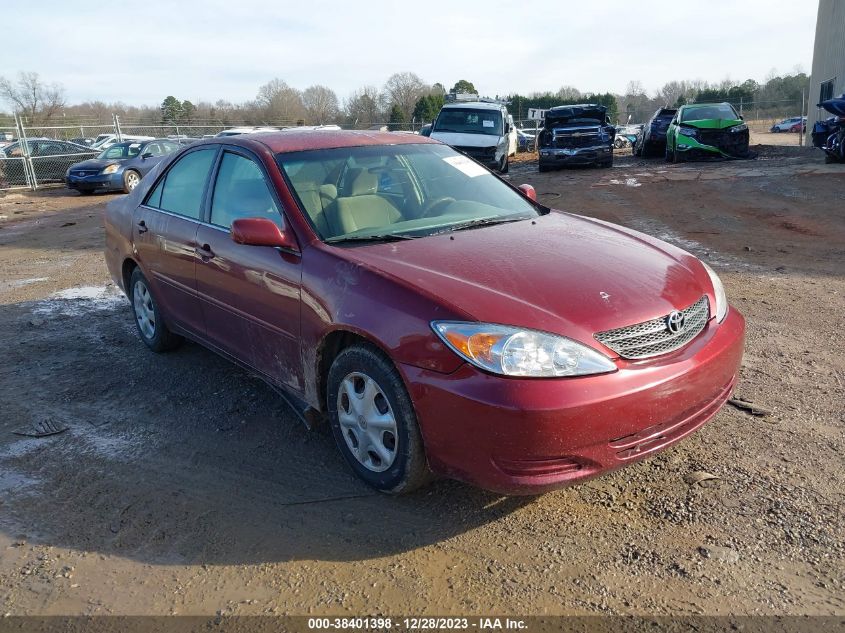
[504,123,510,133]
[517,184,537,201]
[141,152,153,159]
[231,217,298,250]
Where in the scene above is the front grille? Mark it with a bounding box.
[595,296,710,359]
[696,129,749,155]
[454,146,494,160]
[553,132,600,149]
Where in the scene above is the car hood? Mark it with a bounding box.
[70,158,121,170]
[681,118,743,130]
[340,211,710,352]
[429,131,503,147]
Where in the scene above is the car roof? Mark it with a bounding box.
[202,130,440,154]
[440,101,505,111]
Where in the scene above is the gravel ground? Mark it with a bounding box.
[0,146,842,617]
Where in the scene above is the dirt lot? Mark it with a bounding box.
[0,145,843,618]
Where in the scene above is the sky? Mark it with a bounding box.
[0,0,820,107]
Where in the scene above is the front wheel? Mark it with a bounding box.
[123,170,141,194]
[129,268,182,352]
[665,143,675,163]
[327,344,431,494]
[499,154,509,174]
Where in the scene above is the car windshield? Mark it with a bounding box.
[682,104,738,121]
[98,143,142,160]
[277,143,542,243]
[434,108,503,136]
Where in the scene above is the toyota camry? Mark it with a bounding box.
[104,131,745,495]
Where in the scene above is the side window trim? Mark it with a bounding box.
[142,145,220,216]
[205,146,287,231]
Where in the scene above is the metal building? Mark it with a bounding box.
[808,0,845,134]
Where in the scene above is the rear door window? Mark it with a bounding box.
[145,148,216,219]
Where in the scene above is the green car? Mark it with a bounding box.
[665,102,750,162]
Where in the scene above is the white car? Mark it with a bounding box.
[91,134,154,151]
[430,101,518,173]
[215,126,281,137]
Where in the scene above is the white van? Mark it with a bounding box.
[430,101,517,173]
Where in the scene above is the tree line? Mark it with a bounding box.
[0,70,810,129]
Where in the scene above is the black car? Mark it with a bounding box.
[633,108,677,158]
[537,104,615,171]
[0,138,97,186]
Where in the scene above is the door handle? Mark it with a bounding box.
[137,220,148,234]
[195,244,215,259]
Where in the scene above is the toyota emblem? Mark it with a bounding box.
[666,310,685,334]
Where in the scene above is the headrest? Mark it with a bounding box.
[345,169,379,196]
[319,184,338,200]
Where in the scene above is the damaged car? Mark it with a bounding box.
[538,104,615,171]
[665,103,750,162]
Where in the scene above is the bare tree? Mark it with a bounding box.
[345,86,383,128]
[0,71,66,124]
[556,85,582,100]
[256,78,305,124]
[302,85,339,124]
[382,72,427,123]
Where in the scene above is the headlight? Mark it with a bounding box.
[432,321,617,378]
[679,126,699,138]
[101,164,120,175]
[701,262,728,322]
[729,123,748,133]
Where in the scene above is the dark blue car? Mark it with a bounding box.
[65,139,181,194]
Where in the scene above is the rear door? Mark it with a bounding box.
[194,149,303,392]
[133,146,218,336]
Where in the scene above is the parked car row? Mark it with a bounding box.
[0,138,97,186]
[770,116,807,133]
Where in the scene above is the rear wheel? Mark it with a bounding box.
[327,344,431,494]
[129,268,182,352]
[123,170,141,194]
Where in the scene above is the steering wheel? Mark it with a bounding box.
[419,197,456,218]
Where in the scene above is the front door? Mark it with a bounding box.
[132,146,218,336]
[194,149,304,392]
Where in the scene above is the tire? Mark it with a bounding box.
[538,163,550,173]
[499,154,509,174]
[599,153,613,168]
[327,344,431,494]
[665,143,675,163]
[78,190,94,196]
[123,170,141,194]
[129,268,182,353]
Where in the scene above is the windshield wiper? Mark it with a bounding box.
[431,216,529,235]
[325,233,419,244]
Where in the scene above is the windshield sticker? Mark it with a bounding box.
[482,119,495,128]
[443,155,488,178]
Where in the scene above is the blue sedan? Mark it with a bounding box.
[65,139,181,194]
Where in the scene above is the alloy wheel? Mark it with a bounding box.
[336,372,398,473]
[133,280,156,340]
[127,172,140,190]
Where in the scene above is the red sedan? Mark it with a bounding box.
[104,131,745,495]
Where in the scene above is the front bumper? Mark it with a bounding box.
[676,130,750,159]
[539,144,612,166]
[66,172,123,192]
[402,308,745,494]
